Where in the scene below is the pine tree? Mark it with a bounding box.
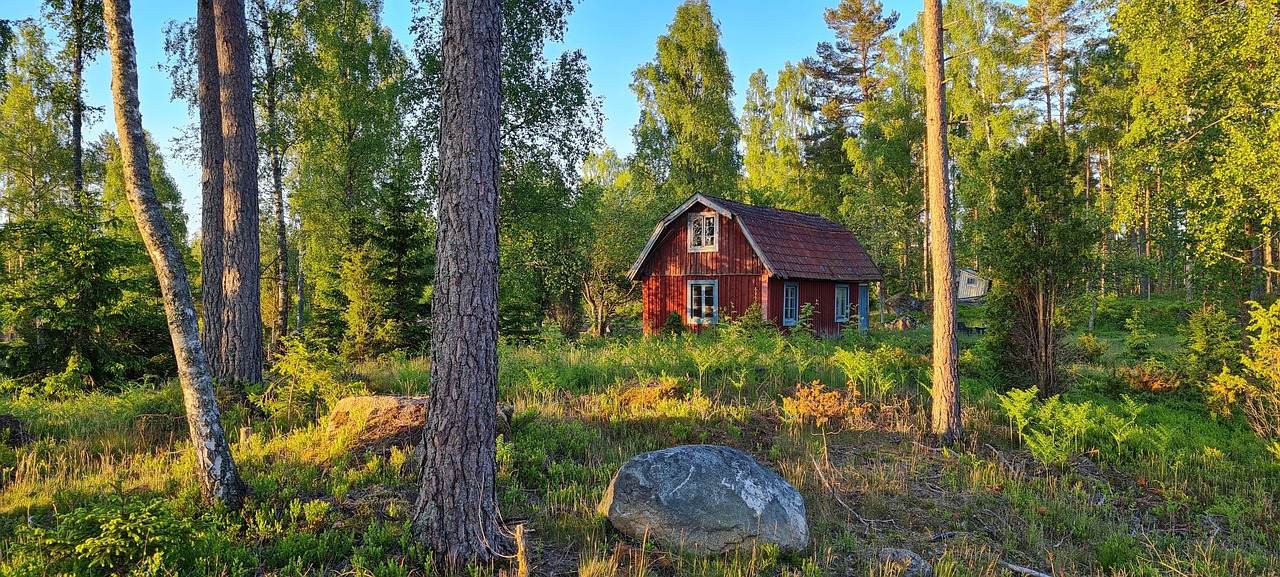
[411,0,509,561]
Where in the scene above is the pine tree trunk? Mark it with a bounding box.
[104,0,245,509]
[924,0,961,443]
[198,0,228,379]
[412,0,510,562]
[214,0,263,383]
[72,0,85,202]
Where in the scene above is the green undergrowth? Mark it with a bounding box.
[0,308,1278,575]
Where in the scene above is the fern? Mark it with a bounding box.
[996,387,1038,440]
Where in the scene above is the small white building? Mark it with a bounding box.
[957,268,990,300]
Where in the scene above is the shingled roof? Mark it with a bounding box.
[628,194,884,282]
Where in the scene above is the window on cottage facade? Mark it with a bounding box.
[835,284,851,323]
[688,213,717,252]
[688,280,718,324]
[782,282,799,327]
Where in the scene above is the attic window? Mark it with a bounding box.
[688,213,718,252]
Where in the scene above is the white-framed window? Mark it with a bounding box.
[782,282,799,327]
[687,280,718,324]
[835,284,851,323]
[966,277,978,286]
[688,213,718,252]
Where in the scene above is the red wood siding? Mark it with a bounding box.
[641,206,766,333]
[766,279,861,337]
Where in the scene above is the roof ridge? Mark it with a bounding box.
[702,194,842,224]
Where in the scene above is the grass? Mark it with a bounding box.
[0,298,1278,575]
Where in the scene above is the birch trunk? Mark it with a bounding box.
[411,0,510,562]
[924,0,961,443]
[214,0,263,383]
[104,0,245,508]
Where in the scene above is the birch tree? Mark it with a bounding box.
[103,0,245,508]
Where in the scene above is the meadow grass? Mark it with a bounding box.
[0,299,1277,575]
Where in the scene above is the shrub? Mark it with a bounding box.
[661,311,687,335]
[7,495,202,575]
[1180,304,1240,380]
[1240,301,1280,439]
[1122,358,1182,393]
[722,302,776,339]
[256,337,365,428]
[1204,366,1248,418]
[781,381,869,428]
[1123,311,1156,359]
[1066,333,1108,364]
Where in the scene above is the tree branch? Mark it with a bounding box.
[1220,250,1280,275]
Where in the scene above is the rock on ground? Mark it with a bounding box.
[886,315,918,331]
[878,548,933,577]
[598,444,808,553]
[0,414,32,447]
[325,396,513,455]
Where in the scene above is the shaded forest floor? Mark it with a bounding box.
[1,298,1279,576]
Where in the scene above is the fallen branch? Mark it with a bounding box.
[997,560,1053,577]
[926,531,969,542]
[810,456,893,528]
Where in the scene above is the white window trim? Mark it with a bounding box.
[835,284,850,323]
[687,213,718,253]
[782,282,799,327]
[687,279,719,325]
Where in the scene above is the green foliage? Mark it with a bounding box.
[996,387,1151,465]
[255,337,364,427]
[0,206,172,390]
[1065,333,1108,364]
[1237,301,1280,440]
[661,311,687,335]
[980,129,1097,393]
[7,495,202,575]
[1123,310,1156,359]
[630,0,741,201]
[1180,304,1240,380]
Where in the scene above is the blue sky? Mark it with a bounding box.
[1,0,925,231]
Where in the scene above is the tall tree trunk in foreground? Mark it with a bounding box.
[412,0,509,563]
[197,0,228,379]
[104,0,244,508]
[924,0,961,443]
[214,0,263,383]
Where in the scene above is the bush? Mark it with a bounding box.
[255,337,365,428]
[6,496,203,575]
[1064,333,1108,364]
[1239,301,1280,440]
[661,311,687,335]
[1180,304,1240,380]
[1122,358,1182,394]
[781,381,869,428]
[1123,310,1156,359]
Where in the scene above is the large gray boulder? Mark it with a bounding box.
[598,445,808,553]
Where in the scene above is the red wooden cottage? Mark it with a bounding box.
[628,194,883,336]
